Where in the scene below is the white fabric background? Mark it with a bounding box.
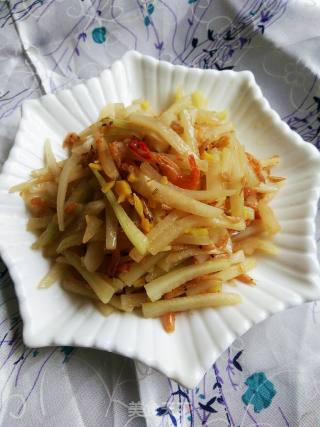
[0,1,320,426]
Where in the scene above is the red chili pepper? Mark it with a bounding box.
[128,138,154,162]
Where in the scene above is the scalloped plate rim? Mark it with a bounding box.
[1,50,320,388]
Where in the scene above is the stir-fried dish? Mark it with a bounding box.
[11,90,284,332]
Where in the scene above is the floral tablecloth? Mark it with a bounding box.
[1,1,320,426]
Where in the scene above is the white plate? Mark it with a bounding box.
[0,51,320,389]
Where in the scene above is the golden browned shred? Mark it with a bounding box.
[13,91,284,333]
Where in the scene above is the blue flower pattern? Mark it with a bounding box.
[242,372,277,413]
[92,26,107,44]
[0,1,317,425]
